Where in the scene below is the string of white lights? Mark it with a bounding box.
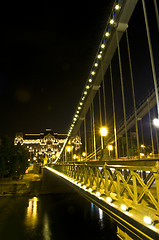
[67,0,122,138]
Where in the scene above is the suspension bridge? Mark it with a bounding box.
[44,0,159,239]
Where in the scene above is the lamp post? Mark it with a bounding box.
[100,127,108,149]
[108,145,113,157]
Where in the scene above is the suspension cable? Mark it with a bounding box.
[110,62,118,159]
[147,99,155,156]
[116,30,129,158]
[84,117,87,156]
[92,101,97,160]
[125,29,140,158]
[153,0,159,31]
[142,0,159,119]
[101,58,107,126]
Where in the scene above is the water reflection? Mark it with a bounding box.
[90,202,104,229]
[98,208,104,228]
[25,197,38,228]
[43,213,52,240]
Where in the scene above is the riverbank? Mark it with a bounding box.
[0,173,42,196]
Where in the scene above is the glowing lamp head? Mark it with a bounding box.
[108,145,113,151]
[153,118,159,128]
[143,216,152,225]
[100,127,108,137]
[121,204,127,211]
[66,146,71,152]
[110,19,114,25]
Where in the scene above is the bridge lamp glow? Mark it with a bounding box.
[84,91,87,95]
[143,216,152,225]
[115,4,120,10]
[66,146,71,152]
[94,62,98,67]
[86,85,90,89]
[108,145,113,151]
[89,78,92,82]
[105,32,110,37]
[106,197,112,204]
[100,127,108,137]
[101,43,105,49]
[91,71,95,75]
[120,204,127,211]
[78,106,81,110]
[153,118,159,128]
[110,18,114,25]
[96,191,101,197]
[79,102,83,106]
[97,54,102,59]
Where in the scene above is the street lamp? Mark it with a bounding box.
[100,127,108,149]
[153,118,159,128]
[108,145,113,156]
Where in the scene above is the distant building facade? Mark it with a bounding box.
[14,129,81,162]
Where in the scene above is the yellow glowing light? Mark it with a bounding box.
[108,145,113,151]
[89,78,92,82]
[106,197,112,203]
[105,32,110,37]
[101,43,105,49]
[91,71,95,75]
[82,152,86,157]
[100,127,108,137]
[121,204,127,211]
[115,4,120,10]
[144,216,152,225]
[97,54,102,59]
[66,146,71,152]
[141,144,145,148]
[110,19,114,25]
[94,63,98,67]
[96,191,101,197]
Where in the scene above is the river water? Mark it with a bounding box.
[0,193,119,240]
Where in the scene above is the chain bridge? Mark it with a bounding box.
[44,0,159,239]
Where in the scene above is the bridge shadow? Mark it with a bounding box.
[40,168,75,195]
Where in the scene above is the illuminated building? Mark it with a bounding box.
[14,129,81,162]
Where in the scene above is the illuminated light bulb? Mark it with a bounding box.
[97,54,102,59]
[76,111,79,114]
[144,216,152,225]
[78,106,81,110]
[91,71,95,75]
[106,197,112,203]
[101,43,105,48]
[84,91,87,95]
[96,191,101,197]
[88,188,92,193]
[110,19,114,25]
[86,85,90,89]
[79,102,83,105]
[73,117,77,121]
[89,78,92,82]
[94,62,98,67]
[115,4,120,10]
[153,118,159,127]
[75,114,78,117]
[105,32,110,37]
[121,204,127,211]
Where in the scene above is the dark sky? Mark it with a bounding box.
[0,0,113,137]
[0,0,158,138]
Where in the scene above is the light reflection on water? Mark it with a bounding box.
[43,213,52,240]
[0,194,119,240]
[25,196,38,228]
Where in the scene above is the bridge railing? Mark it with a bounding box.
[52,159,159,213]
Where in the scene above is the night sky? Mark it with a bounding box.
[0,0,158,138]
[0,0,113,137]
